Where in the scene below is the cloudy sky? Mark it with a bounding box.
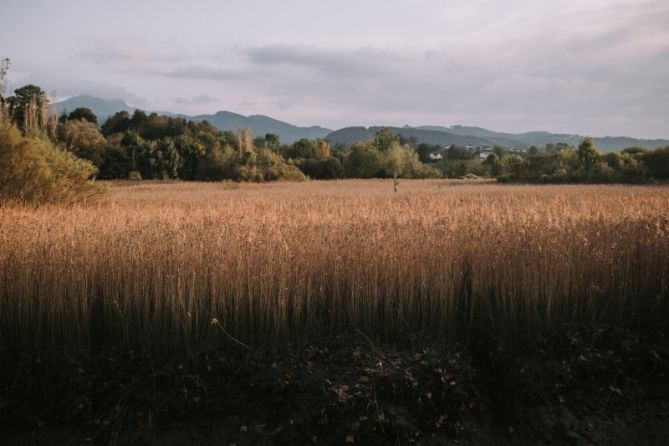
[2,0,668,137]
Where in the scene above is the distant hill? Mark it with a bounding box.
[417,126,669,151]
[327,126,491,148]
[327,125,669,152]
[56,95,135,123]
[55,95,330,144]
[589,136,669,152]
[188,111,331,144]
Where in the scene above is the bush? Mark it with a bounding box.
[0,121,101,204]
[195,144,305,182]
[344,143,383,178]
[128,170,142,181]
[643,147,669,180]
[435,159,487,179]
[58,119,107,166]
[299,157,345,179]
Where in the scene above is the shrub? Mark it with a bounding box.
[128,170,143,181]
[643,147,669,180]
[196,144,305,182]
[58,119,107,166]
[0,121,101,204]
[344,143,383,178]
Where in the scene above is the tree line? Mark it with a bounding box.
[2,82,443,183]
[44,98,669,185]
[2,75,669,205]
[415,139,669,183]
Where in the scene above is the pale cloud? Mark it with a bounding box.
[245,45,402,77]
[6,73,148,106]
[1,0,667,137]
[173,94,218,105]
[157,65,246,81]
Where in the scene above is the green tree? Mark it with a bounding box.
[504,155,526,181]
[344,143,382,178]
[447,145,474,161]
[287,138,317,159]
[101,111,131,135]
[578,137,601,171]
[98,145,130,179]
[370,128,397,152]
[493,146,507,158]
[66,107,98,125]
[622,147,647,156]
[265,133,280,150]
[156,138,182,179]
[483,153,504,177]
[58,119,107,167]
[130,110,149,131]
[643,147,669,180]
[382,143,405,177]
[321,157,344,179]
[6,84,47,130]
[313,140,331,160]
[196,144,235,181]
[174,134,206,180]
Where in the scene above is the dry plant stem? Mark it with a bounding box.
[212,318,252,351]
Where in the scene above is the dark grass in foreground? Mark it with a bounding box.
[1,327,667,445]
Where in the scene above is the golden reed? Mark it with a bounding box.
[1,180,668,356]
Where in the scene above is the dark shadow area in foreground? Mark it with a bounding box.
[1,326,668,445]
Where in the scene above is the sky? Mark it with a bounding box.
[2,0,668,138]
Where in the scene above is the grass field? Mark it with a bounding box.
[1,180,668,444]
[1,180,667,355]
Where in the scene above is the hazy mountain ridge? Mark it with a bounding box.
[56,95,135,122]
[56,95,669,151]
[56,96,330,144]
[328,125,669,152]
[188,111,331,144]
[327,126,492,147]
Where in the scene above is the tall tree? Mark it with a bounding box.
[314,140,331,160]
[370,128,398,152]
[6,84,47,130]
[265,133,280,150]
[58,119,107,166]
[236,128,254,153]
[101,111,131,135]
[66,107,98,125]
[642,147,669,180]
[578,137,601,170]
[0,58,10,117]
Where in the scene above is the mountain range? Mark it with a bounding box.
[56,95,669,152]
[326,126,669,152]
[56,95,331,144]
[57,94,135,121]
[188,111,331,143]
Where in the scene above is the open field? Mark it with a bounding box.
[2,180,668,353]
[1,180,669,444]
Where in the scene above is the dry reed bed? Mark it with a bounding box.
[1,180,668,356]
